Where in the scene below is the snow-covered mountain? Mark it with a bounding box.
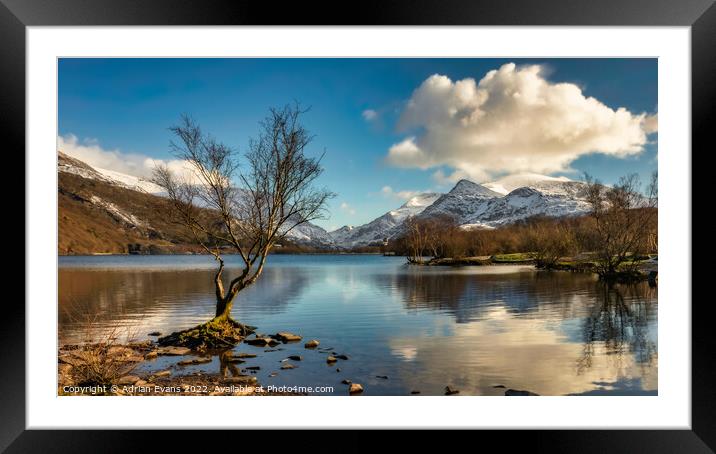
[329,192,442,248]
[58,151,335,248]
[330,175,592,247]
[58,151,165,194]
[417,180,503,224]
[426,174,591,230]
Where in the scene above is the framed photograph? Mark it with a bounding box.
[8,0,712,449]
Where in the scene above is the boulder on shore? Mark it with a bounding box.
[116,375,141,386]
[224,375,258,385]
[157,346,191,356]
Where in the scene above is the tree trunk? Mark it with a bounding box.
[214,295,236,322]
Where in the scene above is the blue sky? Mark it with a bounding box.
[58,58,657,230]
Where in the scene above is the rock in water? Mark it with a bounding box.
[505,389,539,396]
[245,337,280,347]
[444,386,459,395]
[275,332,302,342]
[177,358,212,366]
[326,356,337,364]
[281,364,296,370]
[288,355,303,361]
[335,354,349,360]
[341,379,352,385]
[349,383,364,395]
[304,339,320,349]
[148,331,162,336]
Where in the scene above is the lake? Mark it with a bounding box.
[58,254,658,396]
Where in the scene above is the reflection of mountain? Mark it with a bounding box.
[374,268,597,323]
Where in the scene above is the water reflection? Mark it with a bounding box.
[59,256,657,395]
[59,266,310,344]
[376,267,657,395]
[577,283,658,377]
[373,267,599,322]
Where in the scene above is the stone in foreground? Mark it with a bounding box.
[444,386,459,395]
[505,389,540,396]
[224,375,258,385]
[116,375,141,386]
[157,346,192,356]
[326,356,337,364]
[275,332,303,342]
[245,337,280,347]
[349,383,364,395]
[304,339,320,349]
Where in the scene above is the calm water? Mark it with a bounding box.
[58,254,658,396]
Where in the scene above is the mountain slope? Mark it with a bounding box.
[418,180,502,224]
[329,192,442,247]
[58,152,336,253]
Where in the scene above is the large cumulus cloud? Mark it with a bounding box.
[386,63,657,183]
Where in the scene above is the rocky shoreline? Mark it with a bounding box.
[57,331,361,396]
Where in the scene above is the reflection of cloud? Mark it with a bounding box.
[388,301,657,395]
[391,346,417,361]
[378,268,657,395]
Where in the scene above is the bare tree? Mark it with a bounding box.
[404,216,429,264]
[583,172,658,278]
[153,105,334,342]
[526,217,577,269]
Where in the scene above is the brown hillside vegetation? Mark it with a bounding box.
[58,172,200,255]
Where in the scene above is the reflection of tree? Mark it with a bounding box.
[576,283,657,375]
[59,265,309,342]
[218,350,242,377]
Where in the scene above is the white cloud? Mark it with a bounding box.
[386,63,658,182]
[58,134,199,183]
[340,202,356,215]
[362,109,378,121]
[380,185,421,200]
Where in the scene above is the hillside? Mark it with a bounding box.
[58,152,336,254]
[59,171,199,255]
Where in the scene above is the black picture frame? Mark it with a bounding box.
[5,0,712,451]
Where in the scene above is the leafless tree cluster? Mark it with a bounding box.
[404,215,460,263]
[583,172,658,277]
[153,104,334,323]
[394,172,658,277]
